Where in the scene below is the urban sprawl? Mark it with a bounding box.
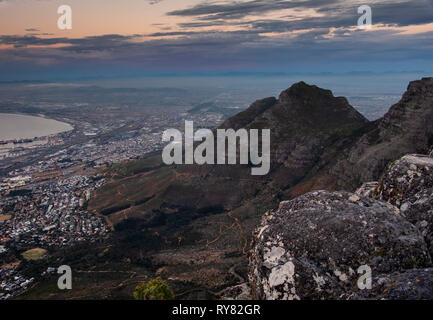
[0,109,223,300]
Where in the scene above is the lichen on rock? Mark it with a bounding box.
[374,154,433,206]
[249,190,431,300]
[347,268,433,300]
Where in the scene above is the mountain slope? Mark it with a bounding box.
[86,78,433,294]
[91,81,368,228]
[289,77,433,196]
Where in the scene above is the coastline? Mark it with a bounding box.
[0,112,74,142]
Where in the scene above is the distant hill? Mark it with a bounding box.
[187,101,242,117]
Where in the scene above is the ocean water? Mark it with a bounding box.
[0,113,73,141]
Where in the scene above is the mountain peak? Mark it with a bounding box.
[379,76,433,141]
[404,77,433,99]
[221,81,367,133]
[293,77,433,194]
[278,81,334,103]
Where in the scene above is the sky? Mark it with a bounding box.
[0,0,432,81]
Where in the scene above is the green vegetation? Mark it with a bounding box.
[133,277,174,300]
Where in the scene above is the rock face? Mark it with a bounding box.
[374,154,433,258]
[375,154,433,206]
[250,151,433,300]
[249,190,431,300]
[400,188,433,258]
[350,268,433,300]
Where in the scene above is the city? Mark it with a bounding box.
[0,101,224,299]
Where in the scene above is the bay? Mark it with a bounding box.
[0,113,73,141]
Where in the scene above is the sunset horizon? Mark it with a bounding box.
[1,0,433,80]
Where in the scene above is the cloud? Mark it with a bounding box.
[1,0,433,78]
[0,34,136,49]
[167,0,433,31]
[168,0,340,20]
[147,0,164,4]
[1,26,432,71]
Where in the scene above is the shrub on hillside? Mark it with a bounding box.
[133,277,174,300]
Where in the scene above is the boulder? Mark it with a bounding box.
[372,154,433,257]
[249,190,431,300]
[374,154,433,206]
[400,187,433,257]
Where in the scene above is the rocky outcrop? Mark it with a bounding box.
[372,154,433,258]
[349,268,433,300]
[250,150,433,300]
[249,190,431,300]
[400,188,433,258]
[374,154,433,206]
[90,78,433,297]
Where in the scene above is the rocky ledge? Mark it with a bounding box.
[374,154,433,206]
[249,151,433,300]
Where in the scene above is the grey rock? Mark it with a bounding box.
[249,190,431,300]
[399,188,433,257]
[220,283,252,300]
[374,154,433,206]
[349,268,433,300]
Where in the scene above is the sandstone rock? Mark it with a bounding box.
[374,154,433,206]
[349,268,433,300]
[249,190,431,300]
